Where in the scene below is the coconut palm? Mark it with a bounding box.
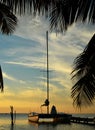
[0,2,17,34]
[1,0,95,32]
[1,0,95,107]
[0,2,17,92]
[0,66,3,92]
[71,34,95,108]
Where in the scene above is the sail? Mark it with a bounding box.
[0,66,4,92]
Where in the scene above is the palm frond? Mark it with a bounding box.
[0,2,17,34]
[1,0,95,32]
[49,0,95,32]
[71,73,95,108]
[71,34,95,108]
[0,66,4,92]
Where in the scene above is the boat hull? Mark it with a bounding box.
[28,113,39,123]
[28,113,72,123]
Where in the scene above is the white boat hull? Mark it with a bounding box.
[28,113,39,122]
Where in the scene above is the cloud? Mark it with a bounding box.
[15,15,49,42]
[3,72,17,81]
[5,60,45,69]
[3,72,26,84]
[0,14,95,113]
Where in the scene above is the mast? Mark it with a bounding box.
[46,31,49,114]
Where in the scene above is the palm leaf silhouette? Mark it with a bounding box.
[71,34,95,108]
[0,2,17,34]
[1,0,95,107]
[0,66,4,92]
[1,0,95,32]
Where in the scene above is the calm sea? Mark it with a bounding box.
[0,113,95,130]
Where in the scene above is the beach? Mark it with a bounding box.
[0,113,95,130]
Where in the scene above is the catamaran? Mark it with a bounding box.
[28,31,72,123]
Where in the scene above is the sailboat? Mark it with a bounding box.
[28,31,72,123]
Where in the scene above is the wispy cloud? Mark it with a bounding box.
[0,14,95,113]
[3,72,26,84]
[3,72,17,81]
[4,60,45,69]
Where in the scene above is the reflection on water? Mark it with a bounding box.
[38,124,58,130]
[10,123,14,130]
[28,121,71,130]
[0,114,95,130]
[28,122,39,127]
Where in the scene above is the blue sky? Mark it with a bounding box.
[0,14,95,113]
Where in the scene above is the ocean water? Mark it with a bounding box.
[0,113,95,130]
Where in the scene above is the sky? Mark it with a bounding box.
[0,14,95,114]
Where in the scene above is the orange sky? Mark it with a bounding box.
[0,15,95,114]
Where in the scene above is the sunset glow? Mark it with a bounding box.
[0,15,95,114]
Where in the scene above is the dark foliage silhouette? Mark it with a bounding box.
[1,0,95,32]
[71,34,95,108]
[0,2,17,34]
[0,0,95,107]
